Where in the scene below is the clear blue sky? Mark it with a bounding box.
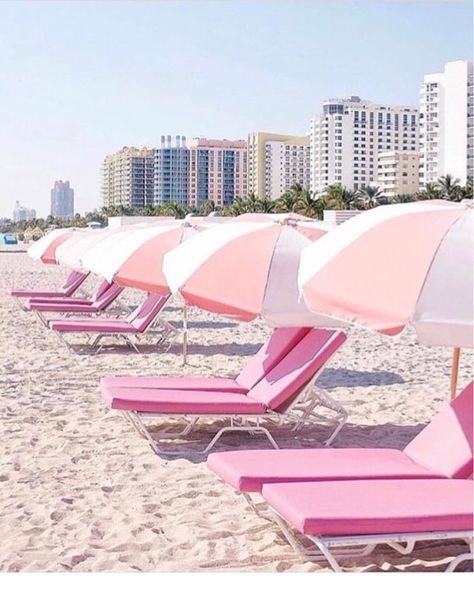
[0,0,472,217]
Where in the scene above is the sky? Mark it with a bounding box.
[0,0,472,218]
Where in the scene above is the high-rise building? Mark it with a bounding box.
[13,201,36,223]
[188,138,247,208]
[377,151,420,198]
[50,180,74,218]
[154,135,189,207]
[309,97,419,194]
[102,147,154,209]
[247,132,310,199]
[419,60,474,186]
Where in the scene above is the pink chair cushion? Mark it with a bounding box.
[11,270,88,298]
[102,387,267,414]
[30,302,102,313]
[49,319,136,333]
[128,294,167,330]
[29,283,123,313]
[262,479,474,536]
[236,327,310,391]
[247,329,346,410]
[100,375,247,394]
[207,448,442,493]
[404,382,473,478]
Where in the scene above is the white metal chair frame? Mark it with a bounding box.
[119,370,348,456]
[51,312,178,355]
[269,508,474,572]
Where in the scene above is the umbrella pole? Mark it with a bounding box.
[182,304,188,366]
[450,347,461,400]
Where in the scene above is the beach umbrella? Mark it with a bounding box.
[80,222,199,289]
[162,218,345,328]
[56,227,123,270]
[298,199,473,397]
[27,228,82,264]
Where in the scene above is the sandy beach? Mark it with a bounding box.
[0,252,472,572]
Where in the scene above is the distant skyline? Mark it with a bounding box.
[0,0,472,218]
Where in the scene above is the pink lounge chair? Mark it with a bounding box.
[100,328,348,454]
[27,278,112,306]
[49,293,173,354]
[101,327,311,393]
[262,479,473,572]
[28,281,124,325]
[207,382,473,493]
[10,270,89,306]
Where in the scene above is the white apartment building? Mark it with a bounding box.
[248,132,310,199]
[309,97,419,194]
[13,201,36,223]
[377,151,420,198]
[419,60,473,185]
[102,147,155,209]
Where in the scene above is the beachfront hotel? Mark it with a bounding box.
[376,151,420,198]
[102,146,155,209]
[419,60,474,186]
[50,180,75,218]
[187,138,247,208]
[309,97,419,194]
[154,136,189,207]
[247,132,310,199]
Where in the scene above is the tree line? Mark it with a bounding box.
[1,174,471,234]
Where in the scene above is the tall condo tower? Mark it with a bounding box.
[51,180,74,218]
[309,97,419,194]
[102,147,155,209]
[188,138,247,208]
[419,60,473,186]
[154,135,189,207]
[247,132,310,199]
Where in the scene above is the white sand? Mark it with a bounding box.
[0,253,472,572]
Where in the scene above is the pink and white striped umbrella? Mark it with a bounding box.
[80,222,198,291]
[27,228,81,264]
[163,219,346,327]
[298,200,473,348]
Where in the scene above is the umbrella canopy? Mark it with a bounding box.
[114,224,202,294]
[27,228,81,264]
[163,219,346,327]
[80,222,201,294]
[298,200,473,348]
[56,227,122,270]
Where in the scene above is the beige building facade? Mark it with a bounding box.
[377,151,420,198]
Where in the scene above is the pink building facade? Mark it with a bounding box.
[188,138,247,208]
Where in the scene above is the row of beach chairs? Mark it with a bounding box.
[10,270,474,571]
[12,270,177,353]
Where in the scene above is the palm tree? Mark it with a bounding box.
[257,198,275,213]
[417,183,442,200]
[295,190,320,218]
[228,197,248,216]
[392,193,417,203]
[321,184,357,210]
[459,178,473,200]
[162,201,186,219]
[199,200,216,216]
[437,174,461,201]
[355,186,387,209]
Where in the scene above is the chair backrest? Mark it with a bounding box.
[128,294,168,331]
[247,329,347,411]
[236,327,311,391]
[404,381,473,478]
[92,279,112,300]
[63,271,89,295]
[94,283,124,310]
